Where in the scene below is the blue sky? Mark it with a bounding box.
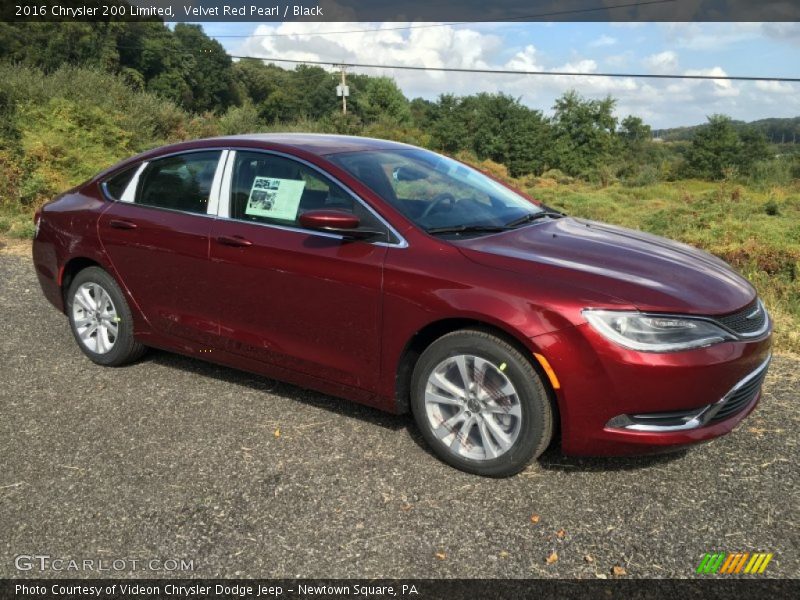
[196,21,800,128]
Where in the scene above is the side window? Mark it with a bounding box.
[103,165,138,200]
[229,151,382,231]
[136,151,221,215]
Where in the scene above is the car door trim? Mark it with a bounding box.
[206,149,230,216]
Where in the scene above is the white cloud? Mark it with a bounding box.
[643,50,678,73]
[684,67,740,97]
[604,52,632,68]
[755,80,795,94]
[660,23,762,50]
[230,22,800,128]
[505,45,542,71]
[589,34,617,48]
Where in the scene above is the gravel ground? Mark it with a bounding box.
[1,241,798,579]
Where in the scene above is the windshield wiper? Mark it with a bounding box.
[426,224,511,235]
[505,210,564,228]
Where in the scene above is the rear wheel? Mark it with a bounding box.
[66,266,146,366]
[411,329,553,477]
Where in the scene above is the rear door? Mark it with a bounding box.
[98,150,226,345]
[208,149,398,391]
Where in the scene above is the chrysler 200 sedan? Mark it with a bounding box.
[33,134,772,476]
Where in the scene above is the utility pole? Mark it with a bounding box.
[336,65,349,115]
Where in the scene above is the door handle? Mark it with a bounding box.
[216,235,253,248]
[109,219,137,230]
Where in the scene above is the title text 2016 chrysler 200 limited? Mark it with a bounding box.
[33,135,772,476]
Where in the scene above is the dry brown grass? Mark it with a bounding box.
[0,235,31,257]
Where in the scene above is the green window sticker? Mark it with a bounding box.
[245,176,306,221]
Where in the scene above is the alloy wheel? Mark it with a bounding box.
[71,282,119,354]
[424,354,523,461]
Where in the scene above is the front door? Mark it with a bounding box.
[209,150,392,392]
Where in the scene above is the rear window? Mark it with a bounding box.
[136,151,222,215]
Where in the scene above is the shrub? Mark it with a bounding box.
[217,102,264,135]
[0,64,188,148]
[623,164,660,187]
[362,116,430,147]
[748,159,794,187]
[765,199,780,216]
[19,172,56,206]
[540,169,574,185]
[319,112,363,135]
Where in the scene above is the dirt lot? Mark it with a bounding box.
[1,240,798,579]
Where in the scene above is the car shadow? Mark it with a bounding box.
[537,444,690,472]
[143,349,408,433]
[142,349,691,473]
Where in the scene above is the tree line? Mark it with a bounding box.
[1,21,796,182]
[655,117,800,146]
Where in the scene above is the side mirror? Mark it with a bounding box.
[299,209,386,241]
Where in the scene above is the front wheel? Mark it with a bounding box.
[411,330,553,477]
[66,266,146,366]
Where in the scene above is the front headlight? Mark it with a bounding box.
[582,309,734,352]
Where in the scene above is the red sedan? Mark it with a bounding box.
[32,135,772,476]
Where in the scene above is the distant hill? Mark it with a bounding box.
[654,117,800,143]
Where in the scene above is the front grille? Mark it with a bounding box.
[709,362,770,423]
[715,300,767,336]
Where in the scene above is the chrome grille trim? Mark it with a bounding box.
[704,354,771,423]
[713,299,770,339]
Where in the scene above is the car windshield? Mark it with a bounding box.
[327,148,543,234]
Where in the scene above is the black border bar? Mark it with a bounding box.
[4,0,800,23]
[3,579,799,600]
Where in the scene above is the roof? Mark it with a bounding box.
[207,133,414,155]
[94,134,417,182]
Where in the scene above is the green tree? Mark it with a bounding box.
[619,115,651,147]
[684,114,741,178]
[351,76,411,123]
[428,94,470,154]
[291,65,339,119]
[739,127,772,171]
[549,91,620,177]
[683,114,771,179]
[0,22,121,72]
[232,59,279,105]
[172,24,237,112]
[464,93,549,176]
[409,97,436,126]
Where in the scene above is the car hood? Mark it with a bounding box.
[454,217,755,315]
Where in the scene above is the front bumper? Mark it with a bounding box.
[533,321,773,456]
[605,354,771,432]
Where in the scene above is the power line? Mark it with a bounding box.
[209,0,677,38]
[228,55,800,83]
[109,42,798,85]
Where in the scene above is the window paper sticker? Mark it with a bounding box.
[245,176,306,221]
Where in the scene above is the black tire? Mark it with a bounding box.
[66,266,146,366]
[411,329,553,477]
